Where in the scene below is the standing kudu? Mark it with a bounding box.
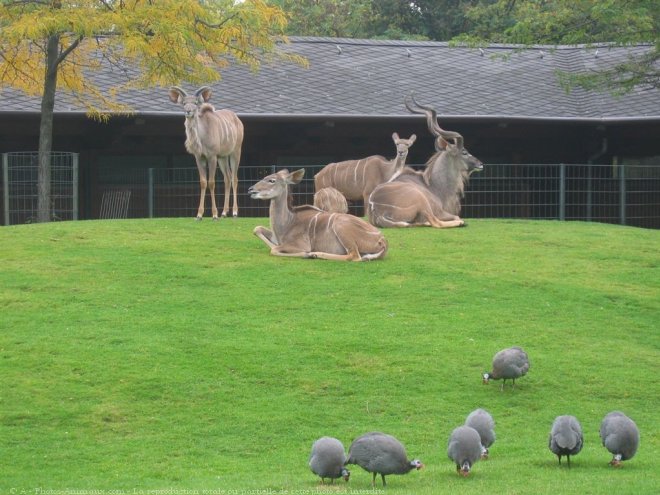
[248,169,388,261]
[314,132,417,207]
[367,96,483,228]
[169,86,244,220]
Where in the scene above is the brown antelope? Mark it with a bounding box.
[313,187,349,213]
[248,169,388,261]
[367,96,483,228]
[314,132,417,207]
[168,86,244,220]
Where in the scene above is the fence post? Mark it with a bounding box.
[619,164,626,225]
[72,153,79,221]
[559,163,566,221]
[586,166,592,222]
[148,168,154,218]
[2,153,9,226]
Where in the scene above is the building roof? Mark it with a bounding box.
[2,37,659,122]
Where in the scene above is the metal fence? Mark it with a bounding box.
[2,152,79,225]
[2,161,659,228]
[94,163,658,229]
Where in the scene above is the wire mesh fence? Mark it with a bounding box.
[2,152,78,225]
[137,163,658,228]
[2,160,659,228]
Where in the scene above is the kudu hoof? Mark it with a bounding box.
[212,216,219,221]
[195,216,203,221]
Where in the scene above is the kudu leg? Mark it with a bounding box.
[231,164,239,217]
[207,158,219,220]
[426,216,465,228]
[253,226,278,249]
[195,160,208,220]
[218,158,231,218]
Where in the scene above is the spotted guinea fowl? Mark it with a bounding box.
[447,425,482,477]
[600,411,640,467]
[346,432,423,487]
[548,415,583,467]
[465,409,496,459]
[483,346,530,390]
[309,436,350,484]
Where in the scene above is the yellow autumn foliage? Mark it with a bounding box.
[0,0,306,119]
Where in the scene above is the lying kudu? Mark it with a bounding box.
[249,169,388,261]
[313,187,349,213]
[314,132,417,207]
[367,97,483,228]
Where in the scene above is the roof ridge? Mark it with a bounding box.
[284,36,654,51]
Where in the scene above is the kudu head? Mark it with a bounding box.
[392,132,417,161]
[405,93,484,175]
[248,168,305,201]
[168,86,213,119]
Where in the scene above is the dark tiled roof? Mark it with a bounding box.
[2,37,659,121]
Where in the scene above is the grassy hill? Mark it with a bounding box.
[1,218,658,494]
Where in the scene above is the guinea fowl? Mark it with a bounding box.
[309,436,350,484]
[465,409,496,459]
[447,425,482,477]
[483,346,530,390]
[548,415,583,467]
[600,411,640,467]
[346,432,423,487]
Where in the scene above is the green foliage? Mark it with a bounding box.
[271,0,475,41]
[1,218,658,492]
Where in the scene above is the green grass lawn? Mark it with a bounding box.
[1,218,658,494]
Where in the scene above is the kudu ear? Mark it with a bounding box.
[287,169,306,184]
[409,134,417,143]
[168,86,186,104]
[392,132,400,141]
[196,86,212,103]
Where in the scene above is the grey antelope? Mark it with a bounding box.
[248,169,388,261]
[367,96,483,228]
[168,86,244,220]
[314,132,417,207]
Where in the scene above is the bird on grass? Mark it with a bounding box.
[549,415,583,467]
[447,425,482,477]
[346,431,423,487]
[309,436,350,484]
[600,411,640,467]
[465,408,496,459]
[483,346,530,390]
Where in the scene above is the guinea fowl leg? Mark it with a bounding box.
[372,472,377,487]
[381,473,387,486]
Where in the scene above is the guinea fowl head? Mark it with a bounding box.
[410,459,424,470]
[482,372,491,384]
[481,445,489,459]
[341,467,350,481]
[610,454,623,467]
[460,461,471,477]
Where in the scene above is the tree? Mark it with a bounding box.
[274,0,658,94]
[0,0,302,222]
[271,0,478,40]
[270,0,374,38]
[454,0,660,94]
